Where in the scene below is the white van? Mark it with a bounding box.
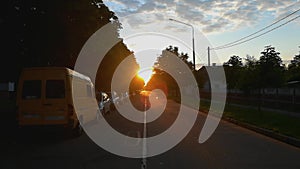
[16,67,98,136]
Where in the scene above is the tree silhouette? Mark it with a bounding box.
[287,49,300,82]
[155,46,193,70]
[0,0,138,84]
[223,55,243,67]
[239,55,260,92]
[258,45,284,88]
[145,46,193,97]
[223,55,243,89]
[290,53,300,68]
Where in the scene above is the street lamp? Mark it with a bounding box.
[169,18,196,70]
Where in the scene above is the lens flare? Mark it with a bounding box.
[137,68,153,85]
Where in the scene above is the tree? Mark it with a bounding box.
[155,46,194,71]
[96,42,139,93]
[258,45,285,88]
[239,55,259,92]
[239,55,260,94]
[223,55,243,89]
[1,1,119,78]
[259,45,282,67]
[129,75,145,94]
[244,55,257,68]
[145,69,173,97]
[287,50,300,82]
[146,46,193,97]
[1,0,140,93]
[223,55,243,67]
[289,52,300,68]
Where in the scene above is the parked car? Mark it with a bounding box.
[107,91,120,110]
[97,92,111,115]
[120,91,130,104]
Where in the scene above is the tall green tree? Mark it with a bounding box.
[287,50,300,82]
[2,0,118,69]
[0,0,136,80]
[158,46,194,70]
[1,0,139,93]
[146,46,193,96]
[223,55,243,67]
[258,45,285,88]
[239,55,260,92]
[223,55,243,89]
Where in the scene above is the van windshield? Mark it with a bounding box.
[46,80,65,98]
[22,80,42,99]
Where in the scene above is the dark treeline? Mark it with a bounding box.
[147,45,300,98]
[0,0,139,93]
[219,45,300,93]
[197,45,300,111]
[145,46,193,97]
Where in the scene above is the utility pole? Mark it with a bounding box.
[169,18,196,70]
[207,46,211,66]
[192,30,195,70]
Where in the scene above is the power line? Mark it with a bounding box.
[212,8,300,50]
[212,15,300,50]
[211,8,300,50]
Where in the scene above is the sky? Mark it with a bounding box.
[102,0,300,69]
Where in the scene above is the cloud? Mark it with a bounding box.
[202,17,230,33]
[111,0,143,9]
[103,0,300,34]
[175,3,205,22]
[275,1,300,23]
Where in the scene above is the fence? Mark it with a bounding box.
[201,87,300,113]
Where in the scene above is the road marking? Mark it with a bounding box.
[141,97,147,169]
[125,131,141,146]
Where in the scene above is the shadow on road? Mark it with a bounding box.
[1,123,80,149]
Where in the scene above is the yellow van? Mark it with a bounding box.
[16,67,98,136]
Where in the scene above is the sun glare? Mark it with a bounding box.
[137,68,153,85]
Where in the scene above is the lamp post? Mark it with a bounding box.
[169,18,196,70]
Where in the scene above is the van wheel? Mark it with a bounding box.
[73,123,83,137]
[101,108,106,116]
[72,117,83,137]
[110,104,115,111]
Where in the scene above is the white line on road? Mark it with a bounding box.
[141,97,147,169]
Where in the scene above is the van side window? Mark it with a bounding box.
[22,80,41,99]
[46,80,65,98]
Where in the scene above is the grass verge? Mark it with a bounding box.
[175,97,300,140]
[222,103,300,140]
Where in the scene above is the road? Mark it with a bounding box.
[1,96,300,169]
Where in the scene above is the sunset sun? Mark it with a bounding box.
[137,68,153,85]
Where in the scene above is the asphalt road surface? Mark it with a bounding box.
[1,96,300,169]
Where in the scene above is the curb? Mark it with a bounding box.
[177,100,300,148]
[222,117,300,148]
[200,109,300,149]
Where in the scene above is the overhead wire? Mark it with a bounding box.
[213,15,300,50]
[211,8,300,50]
